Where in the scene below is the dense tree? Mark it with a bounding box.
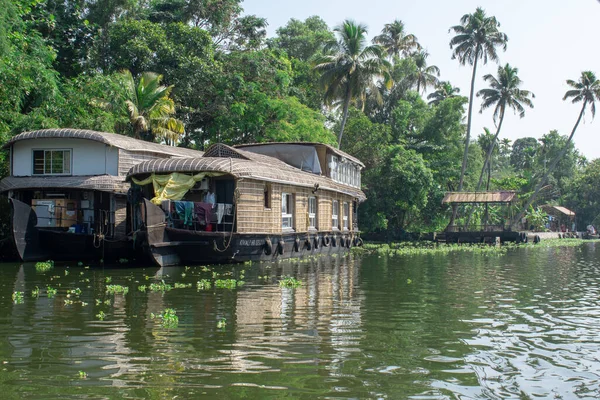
[567,159,600,229]
[475,64,534,190]
[449,7,507,224]
[121,71,185,144]
[513,71,600,226]
[271,16,334,62]
[510,137,539,171]
[314,20,391,148]
[373,20,421,59]
[410,50,440,94]
[427,81,461,105]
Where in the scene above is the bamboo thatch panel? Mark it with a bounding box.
[0,175,130,194]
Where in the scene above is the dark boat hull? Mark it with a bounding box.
[9,198,132,262]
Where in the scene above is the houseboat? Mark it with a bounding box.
[0,128,203,261]
[127,142,365,267]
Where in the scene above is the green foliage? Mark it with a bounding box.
[214,279,244,289]
[12,291,24,303]
[196,279,212,290]
[149,281,173,292]
[106,285,129,295]
[279,277,303,288]
[151,308,179,328]
[567,159,600,227]
[35,260,54,272]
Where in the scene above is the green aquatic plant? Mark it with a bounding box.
[68,288,82,296]
[407,278,412,284]
[217,318,227,329]
[64,269,69,276]
[196,279,211,290]
[46,286,57,297]
[174,282,192,289]
[214,279,243,289]
[96,310,106,320]
[137,285,147,292]
[12,291,24,303]
[35,260,54,272]
[78,371,88,378]
[279,277,303,288]
[180,272,187,278]
[81,301,88,306]
[149,281,173,292]
[106,285,129,295]
[31,286,40,298]
[151,308,179,328]
[64,299,74,305]
[105,277,112,284]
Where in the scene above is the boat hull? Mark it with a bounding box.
[145,228,359,267]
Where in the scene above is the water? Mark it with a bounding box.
[1,244,600,399]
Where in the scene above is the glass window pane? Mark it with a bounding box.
[33,151,44,174]
[44,151,52,173]
[63,150,71,174]
[51,151,64,173]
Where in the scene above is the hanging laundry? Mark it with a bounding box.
[194,202,213,225]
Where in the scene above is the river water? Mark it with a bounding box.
[1,243,600,399]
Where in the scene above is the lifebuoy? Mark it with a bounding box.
[355,237,364,247]
[277,240,285,255]
[331,235,337,247]
[323,235,331,247]
[305,238,312,251]
[346,236,352,248]
[339,237,345,247]
[313,236,319,249]
[264,238,273,255]
[293,238,300,252]
[534,235,541,244]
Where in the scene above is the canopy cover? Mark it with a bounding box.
[132,172,223,205]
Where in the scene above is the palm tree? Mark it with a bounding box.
[121,70,185,145]
[373,19,421,59]
[411,50,440,94]
[512,71,600,228]
[475,64,534,191]
[314,20,391,148]
[427,81,460,105]
[448,7,508,226]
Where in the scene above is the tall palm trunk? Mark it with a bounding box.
[464,106,505,227]
[338,84,353,148]
[511,100,587,229]
[448,46,480,227]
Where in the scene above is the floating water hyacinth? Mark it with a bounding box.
[196,279,211,290]
[12,291,24,303]
[214,279,244,289]
[149,281,173,292]
[106,285,129,295]
[35,260,54,272]
[151,308,179,329]
[279,277,302,288]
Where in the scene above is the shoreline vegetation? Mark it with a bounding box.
[352,238,598,257]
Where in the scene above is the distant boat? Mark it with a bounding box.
[127,142,366,267]
[0,128,203,262]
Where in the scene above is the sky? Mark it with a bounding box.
[242,0,600,160]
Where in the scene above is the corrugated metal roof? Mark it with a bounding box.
[127,143,366,201]
[235,142,365,168]
[3,128,203,158]
[442,191,517,204]
[0,175,129,194]
[543,205,576,217]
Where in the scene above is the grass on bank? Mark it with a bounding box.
[351,238,596,257]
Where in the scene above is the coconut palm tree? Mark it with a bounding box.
[475,64,534,190]
[427,81,460,105]
[373,20,421,59]
[121,70,185,145]
[512,71,600,228]
[314,20,391,148]
[411,50,440,94]
[448,7,508,226]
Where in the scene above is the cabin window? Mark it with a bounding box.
[343,202,349,230]
[33,149,71,175]
[264,183,272,209]
[332,200,339,230]
[328,155,338,181]
[282,192,294,230]
[308,196,317,230]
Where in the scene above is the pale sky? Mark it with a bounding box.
[243,0,600,160]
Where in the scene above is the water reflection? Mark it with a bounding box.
[0,244,600,398]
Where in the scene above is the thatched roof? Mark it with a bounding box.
[3,128,203,158]
[235,142,365,168]
[0,175,129,194]
[127,143,366,201]
[442,191,517,204]
[543,205,575,217]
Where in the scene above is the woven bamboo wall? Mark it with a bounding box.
[114,195,127,239]
[236,179,356,234]
[118,150,163,176]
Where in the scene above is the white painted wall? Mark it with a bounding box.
[11,138,119,176]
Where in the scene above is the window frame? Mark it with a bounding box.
[308,196,317,230]
[332,199,339,230]
[32,149,72,176]
[281,192,294,231]
[342,201,349,230]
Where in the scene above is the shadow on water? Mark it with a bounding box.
[0,244,600,398]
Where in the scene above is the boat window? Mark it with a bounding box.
[328,155,338,181]
[308,196,317,230]
[282,192,294,230]
[332,200,339,230]
[264,183,272,209]
[33,149,72,175]
[343,202,349,230]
